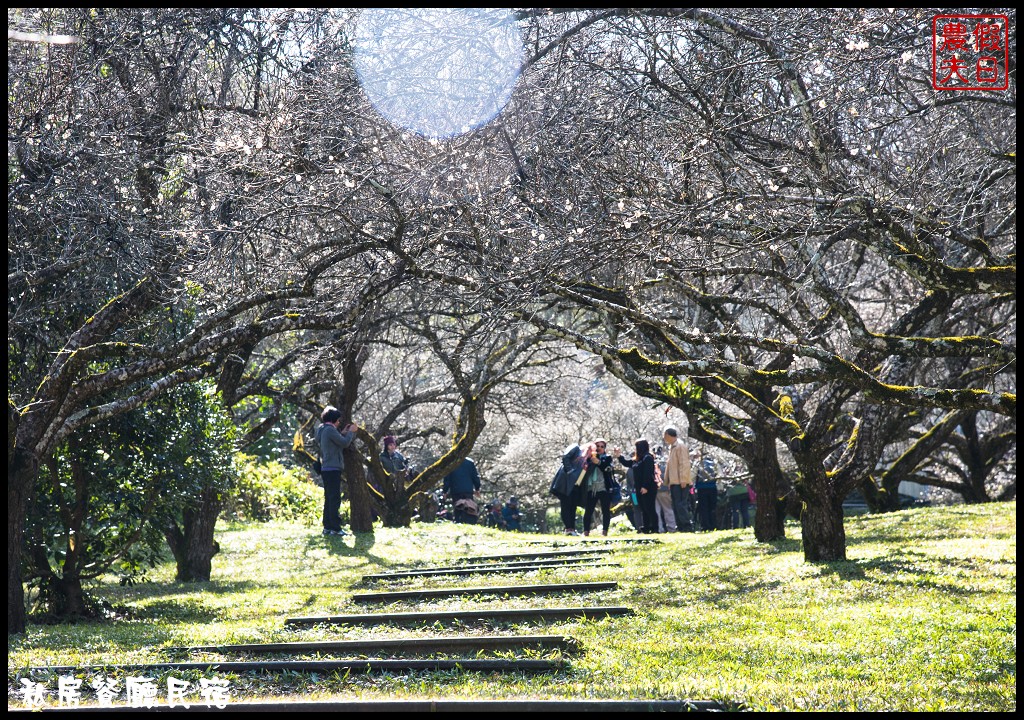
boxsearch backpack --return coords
[549,467,569,498]
[311,426,323,474]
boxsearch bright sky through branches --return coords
[352,8,523,139]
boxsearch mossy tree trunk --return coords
[795,461,847,562]
[748,430,789,542]
[164,485,222,582]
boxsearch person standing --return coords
[316,406,358,536]
[501,496,522,531]
[653,446,676,532]
[379,435,408,480]
[624,439,658,533]
[662,426,694,532]
[728,479,752,529]
[612,445,642,531]
[551,444,585,535]
[625,463,642,531]
[375,435,408,522]
[581,440,612,536]
[442,457,481,523]
[694,452,719,532]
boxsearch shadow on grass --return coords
[816,550,998,596]
[679,530,802,554]
[82,580,279,626]
[306,529,420,578]
[127,597,224,622]
[306,529,377,558]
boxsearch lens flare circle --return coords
[353,8,523,139]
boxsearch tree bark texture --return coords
[340,350,376,533]
[748,432,788,543]
[165,485,222,582]
[8,448,33,634]
[798,465,848,562]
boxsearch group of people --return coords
[550,425,753,535]
[380,436,501,527]
[485,496,523,531]
[316,406,752,538]
[314,405,502,532]
[550,428,685,536]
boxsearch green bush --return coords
[225,455,321,522]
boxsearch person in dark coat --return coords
[582,439,614,536]
[379,435,408,480]
[695,453,719,531]
[501,496,522,531]
[443,457,481,523]
[550,444,584,535]
[621,439,658,533]
[486,500,506,529]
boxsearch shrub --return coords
[226,455,321,522]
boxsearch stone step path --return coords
[11,539,730,710]
[351,581,617,603]
[284,605,633,628]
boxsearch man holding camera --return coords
[316,406,358,536]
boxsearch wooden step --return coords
[164,634,580,655]
[284,605,633,628]
[352,581,617,603]
[362,560,618,581]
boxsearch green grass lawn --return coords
[8,501,1016,711]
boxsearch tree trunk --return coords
[960,414,998,504]
[8,446,34,634]
[861,475,901,512]
[798,465,847,562]
[366,460,415,528]
[45,456,90,617]
[50,575,89,617]
[165,485,221,582]
[748,432,787,542]
[380,493,414,527]
[375,468,413,528]
[339,347,376,533]
[345,449,378,532]
[415,491,438,522]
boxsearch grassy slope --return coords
[7,501,1016,711]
